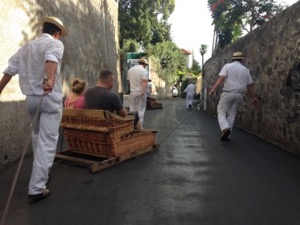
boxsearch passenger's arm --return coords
[116,107,128,117]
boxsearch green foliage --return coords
[208,0,287,49]
[119,39,141,63]
[151,21,172,44]
[199,44,208,56]
[121,39,139,53]
[199,44,208,68]
[191,58,201,75]
[148,41,186,86]
[118,0,151,47]
[180,79,189,98]
[119,0,175,48]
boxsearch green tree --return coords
[121,39,139,53]
[208,0,287,49]
[150,20,172,44]
[191,58,201,75]
[119,0,151,47]
[148,41,186,86]
[119,0,175,47]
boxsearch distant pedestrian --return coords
[64,78,87,109]
[184,81,196,109]
[208,52,259,142]
[127,58,148,127]
[0,16,67,201]
[146,79,152,98]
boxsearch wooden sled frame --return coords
[56,109,159,173]
[146,97,163,110]
[56,144,159,173]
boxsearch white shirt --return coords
[4,33,64,102]
[184,83,196,95]
[219,61,253,93]
[127,65,148,92]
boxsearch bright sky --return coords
[168,0,299,64]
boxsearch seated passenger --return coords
[64,78,87,109]
[85,69,142,130]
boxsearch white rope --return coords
[158,107,197,145]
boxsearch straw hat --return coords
[231,52,244,60]
[138,58,149,65]
[39,16,67,37]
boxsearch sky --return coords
[168,0,299,64]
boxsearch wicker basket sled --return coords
[55,109,158,172]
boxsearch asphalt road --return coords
[1,98,300,225]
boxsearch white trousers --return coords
[129,91,147,126]
[217,92,243,132]
[186,93,194,108]
[26,95,62,195]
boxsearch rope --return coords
[158,107,197,145]
[1,95,45,225]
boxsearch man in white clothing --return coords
[146,79,152,98]
[0,17,67,201]
[208,52,259,142]
[127,58,148,127]
[184,81,196,109]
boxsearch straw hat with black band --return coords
[39,16,67,37]
[138,58,149,66]
[231,52,244,60]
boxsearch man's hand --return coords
[44,61,57,94]
[208,76,225,96]
[252,97,259,108]
[0,73,13,96]
[247,84,259,108]
[43,79,54,94]
[208,89,214,96]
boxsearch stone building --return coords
[204,1,300,155]
[0,0,120,169]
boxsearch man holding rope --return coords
[127,58,149,128]
[208,52,259,142]
[0,16,67,202]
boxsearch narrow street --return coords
[1,98,300,225]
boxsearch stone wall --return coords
[0,0,120,169]
[204,1,300,155]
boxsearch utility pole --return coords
[199,44,208,110]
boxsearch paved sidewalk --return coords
[1,98,300,225]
